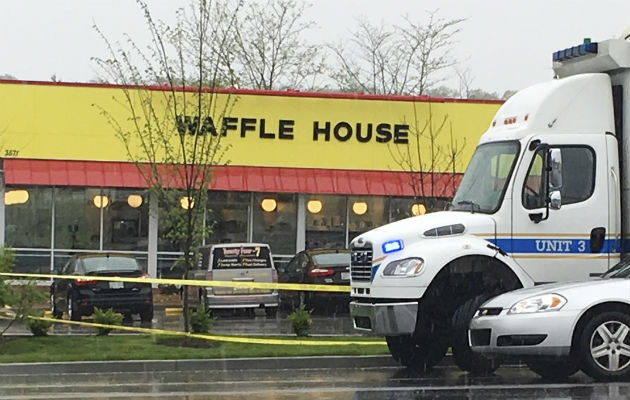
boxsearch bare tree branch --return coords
[328,10,464,95]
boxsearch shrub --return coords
[26,314,53,337]
[287,304,312,337]
[92,307,123,336]
[188,305,214,333]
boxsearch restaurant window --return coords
[5,186,52,248]
[252,193,297,255]
[206,191,249,245]
[54,187,101,250]
[389,196,448,221]
[305,194,346,249]
[102,189,149,251]
[348,196,388,243]
[389,197,418,222]
[13,251,51,274]
[157,191,191,253]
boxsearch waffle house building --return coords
[0,80,501,277]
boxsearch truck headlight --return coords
[382,258,424,277]
[508,294,567,314]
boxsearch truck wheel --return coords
[386,335,448,372]
[526,357,580,380]
[451,295,501,375]
[578,310,630,381]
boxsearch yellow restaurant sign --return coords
[0,81,500,173]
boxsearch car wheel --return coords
[50,292,62,319]
[67,294,81,321]
[526,357,580,380]
[451,295,501,375]
[265,307,278,319]
[140,307,154,324]
[579,310,630,381]
[386,335,448,372]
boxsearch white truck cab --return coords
[350,36,630,373]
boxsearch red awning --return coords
[3,159,460,197]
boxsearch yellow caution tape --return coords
[0,272,350,293]
[0,313,385,346]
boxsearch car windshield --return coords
[451,141,520,213]
[311,253,350,266]
[80,256,141,273]
[601,258,630,278]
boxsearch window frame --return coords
[521,144,596,209]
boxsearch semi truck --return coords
[349,32,630,374]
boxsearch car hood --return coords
[482,278,629,308]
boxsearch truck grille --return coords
[351,244,373,281]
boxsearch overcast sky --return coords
[1,0,629,94]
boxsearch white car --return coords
[469,259,630,381]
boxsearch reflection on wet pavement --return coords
[4,362,630,400]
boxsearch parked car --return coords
[278,248,350,311]
[191,243,279,317]
[50,253,153,323]
[469,258,630,381]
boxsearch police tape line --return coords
[0,272,350,293]
[0,312,385,347]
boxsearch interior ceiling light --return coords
[261,198,277,212]
[127,194,143,208]
[4,189,29,206]
[307,199,323,214]
[352,201,368,216]
[180,196,195,210]
[411,203,427,216]
[93,195,109,208]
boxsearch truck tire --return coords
[526,357,580,380]
[385,335,448,372]
[451,294,501,374]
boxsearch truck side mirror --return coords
[548,148,562,210]
[530,146,562,223]
[549,190,562,210]
[549,148,563,190]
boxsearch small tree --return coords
[0,247,47,347]
[94,0,239,331]
[389,103,466,211]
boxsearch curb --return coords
[0,355,399,375]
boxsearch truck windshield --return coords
[451,141,520,214]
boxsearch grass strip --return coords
[0,334,389,363]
